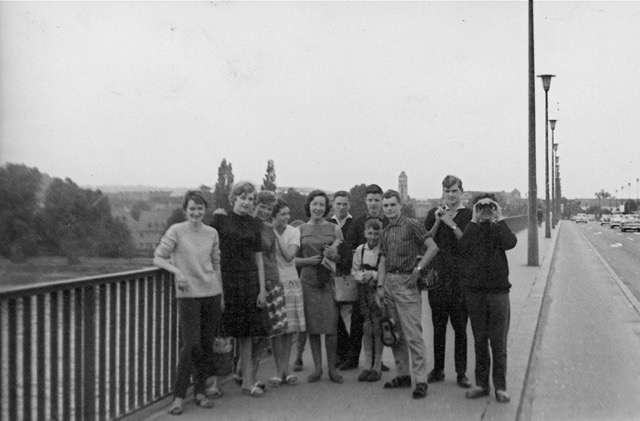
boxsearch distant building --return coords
[398,171,408,203]
[115,208,175,255]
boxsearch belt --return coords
[387,269,411,275]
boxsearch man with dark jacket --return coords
[459,193,517,404]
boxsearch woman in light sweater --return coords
[154,190,223,415]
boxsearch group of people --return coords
[153,175,518,415]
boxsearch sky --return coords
[1,1,639,201]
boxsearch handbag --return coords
[332,275,359,303]
[207,326,234,377]
[379,317,398,347]
[418,266,442,291]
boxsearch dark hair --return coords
[472,192,497,205]
[304,190,332,218]
[182,190,208,210]
[229,181,256,206]
[272,198,289,217]
[256,190,277,206]
[333,190,350,201]
[365,184,383,195]
[382,189,402,204]
[364,218,382,231]
[442,175,463,191]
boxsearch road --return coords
[522,222,640,421]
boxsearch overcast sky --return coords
[1,1,639,201]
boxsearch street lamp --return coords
[549,119,557,227]
[527,0,539,266]
[555,154,560,220]
[538,74,555,238]
[622,185,625,212]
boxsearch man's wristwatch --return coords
[451,225,458,231]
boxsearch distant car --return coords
[575,213,588,223]
[610,214,623,228]
[620,215,640,232]
[600,215,611,225]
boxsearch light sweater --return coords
[155,221,222,298]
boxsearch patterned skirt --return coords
[281,277,306,333]
[265,279,288,337]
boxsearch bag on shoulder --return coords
[332,275,359,303]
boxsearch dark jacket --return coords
[459,220,517,293]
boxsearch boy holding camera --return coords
[459,193,517,404]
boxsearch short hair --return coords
[365,184,383,195]
[272,198,289,217]
[333,190,350,201]
[182,190,208,210]
[255,190,277,207]
[472,192,497,205]
[442,175,463,191]
[382,189,402,204]
[304,189,332,218]
[228,181,256,207]
[364,218,382,231]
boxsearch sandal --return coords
[241,385,264,398]
[205,386,224,399]
[255,381,266,390]
[268,376,282,388]
[168,403,183,416]
[233,374,243,385]
[358,370,372,382]
[194,394,215,408]
[367,370,381,382]
[283,374,298,385]
[383,375,412,389]
[328,371,343,384]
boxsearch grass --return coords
[0,256,155,291]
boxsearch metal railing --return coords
[0,268,179,421]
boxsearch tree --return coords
[594,189,611,213]
[213,159,234,210]
[0,163,43,261]
[402,199,417,218]
[348,184,367,217]
[261,159,277,192]
[130,200,151,221]
[624,200,638,214]
[281,188,307,222]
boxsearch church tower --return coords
[398,171,408,203]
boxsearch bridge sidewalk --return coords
[135,224,558,421]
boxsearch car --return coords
[575,213,588,223]
[610,214,623,228]
[600,215,611,225]
[620,215,640,232]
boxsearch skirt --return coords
[221,271,270,338]
[281,277,306,333]
[300,267,338,334]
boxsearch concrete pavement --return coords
[136,224,558,421]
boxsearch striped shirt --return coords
[380,215,431,272]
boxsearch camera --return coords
[436,208,445,217]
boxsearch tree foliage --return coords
[262,159,277,192]
[281,188,307,222]
[348,184,367,217]
[213,159,234,210]
[130,199,151,221]
[624,200,638,214]
[0,163,43,261]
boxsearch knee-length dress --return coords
[298,221,342,334]
[211,212,269,338]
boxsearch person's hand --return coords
[322,245,338,261]
[308,255,322,266]
[376,286,385,303]
[435,207,445,220]
[406,269,420,289]
[213,208,228,215]
[257,289,267,308]
[362,271,373,282]
[471,203,480,223]
[440,211,456,228]
[495,203,504,221]
[176,272,188,292]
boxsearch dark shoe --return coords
[495,390,511,403]
[293,357,303,372]
[367,370,382,382]
[307,370,322,383]
[383,375,412,389]
[338,360,359,371]
[412,382,428,399]
[427,369,444,383]
[358,370,372,382]
[381,362,390,372]
[465,386,490,399]
[457,374,472,389]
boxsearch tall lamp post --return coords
[555,155,560,220]
[622,186,625,212]
[549,119,557,227]
[537,74,555,238]
[527,0,539,266]
[636,178,639,211]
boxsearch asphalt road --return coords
[523,222,640,421]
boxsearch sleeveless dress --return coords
[298,222,340,334]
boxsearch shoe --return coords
[367,370,381,382]
[457,374,472,389]
[293,357,303,372]
[194,394,215,408]
[328,371,344,384]
[168,402,183,416]
[427,369,444,383]
[383,375,412,389]
[241,385,264,398]
[338,360,359,371]
[283,374,298,386]
[205,386,224,399]
[255,382,266,390]
[412,382,428,399]
[381,363,390,372]
[307,370,322,383]
[496,390,511,403]
[465,386,490,399]
[358,370,372,382]
[268,376,282,388]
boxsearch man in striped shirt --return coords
[377,190,439,399]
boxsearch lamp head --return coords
[549,119,557,130]
[537,74,555,91]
